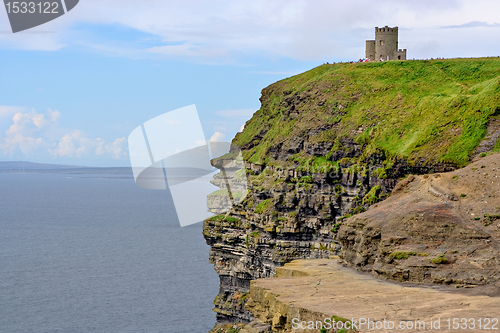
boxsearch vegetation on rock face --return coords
[389,251,430,259]
[208,189,229,197]
[432,254,450,264]
[234,58,500,168]
[362,185,381,205]
[254,198,273,214]
[484,214,500,224]
[206,214,242,228]
[207,215,240,223]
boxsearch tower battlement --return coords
[375,26,398,33]
[366,26,406,61]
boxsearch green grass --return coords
[206,215,241,227]
[254,199,273,214]
[494,135,500,152]
[371,167,387,179]
[432,254,449,264]
[338,214,353,221]
[295,156,340,174]
[389,251,430,259]
[233,58,500,168]
[208,189,229,197]
[232,190,249,200]
[362,185,381,205]
[484,214,500,226]
[484,214,500,221]
[331,223,341,233]
[299,175,314,183]
[249,231,261,238]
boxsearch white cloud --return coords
[209,132,226,142]
[0,106,27,119]
[239,124,245,132]
[2,0,500,61]
[2,134,46,155]
[442,21,500,29]
[0,109,127,160]
[1,109,58,155]
[51,130,87,158]
[102,137,128,159]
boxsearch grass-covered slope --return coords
[235,57,500,168]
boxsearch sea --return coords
[0,173,220,333]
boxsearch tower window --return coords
[380,40,384,46]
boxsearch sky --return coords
[1,0,500,167]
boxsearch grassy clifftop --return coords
[235,57,500,168]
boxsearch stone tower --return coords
[365,26,407,61]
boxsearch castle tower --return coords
[366,26,406,61]
[375,26,398,61]
[365,40,376,61]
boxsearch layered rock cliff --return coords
[203,58,500,327]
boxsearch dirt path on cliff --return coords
[248,259,500,333]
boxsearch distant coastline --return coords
[0,161,212,183]
[0,161,133,176]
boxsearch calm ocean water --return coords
[0,173,219,333]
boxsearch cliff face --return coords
[203,58,500,325]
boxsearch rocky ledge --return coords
[241,258,499,333]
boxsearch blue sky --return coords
[1,0,500,167]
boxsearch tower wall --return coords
[375,26,398,61]
[365,40,375,61]
[395,49,407,60]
